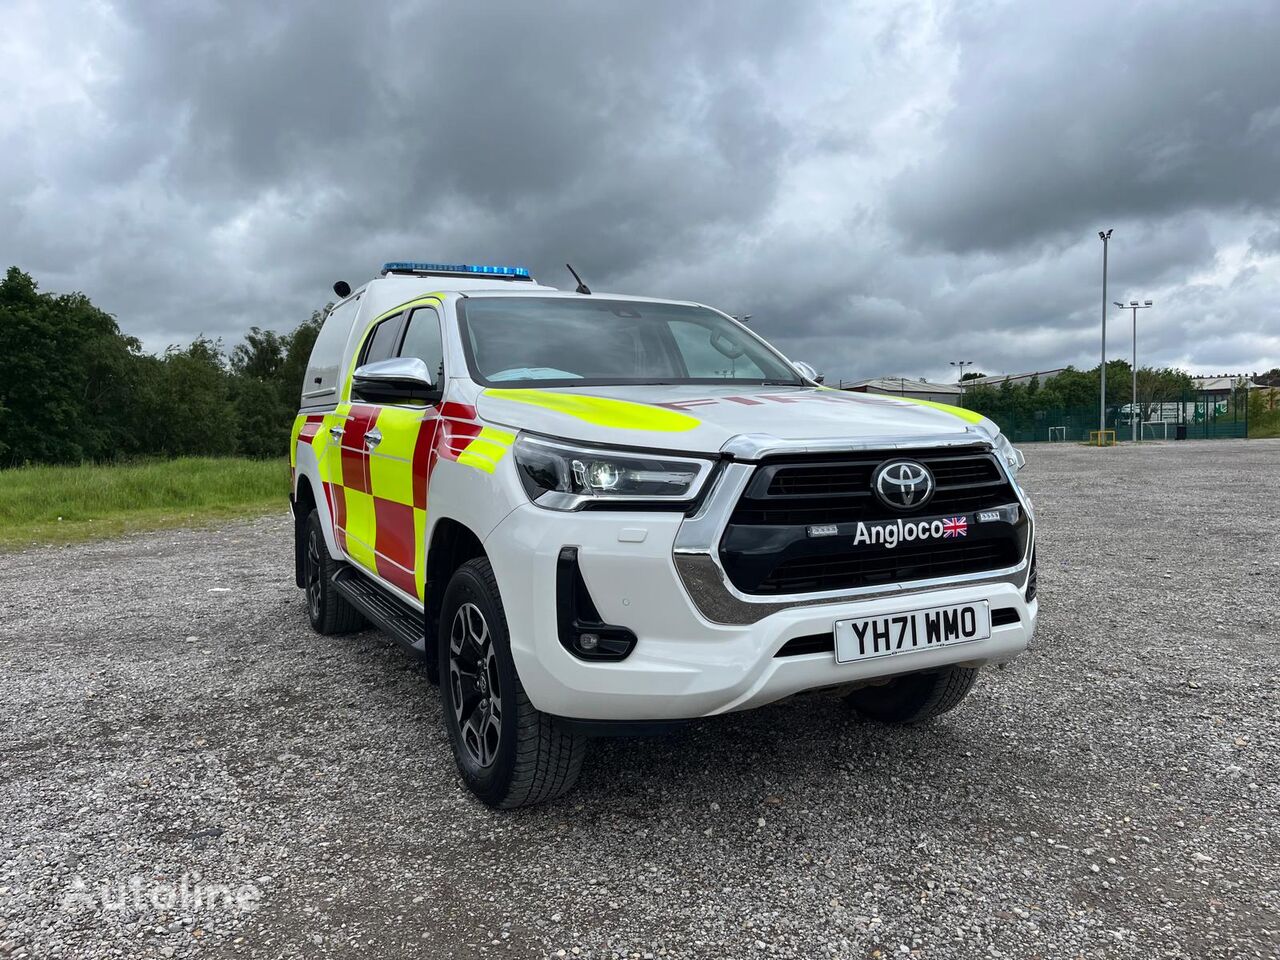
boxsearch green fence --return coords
[978,391,1249,444]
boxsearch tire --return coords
[301,510,365,635]
[438,557,586,808]
[845,665,979,724]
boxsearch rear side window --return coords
[301,295,361,406]
[359,314,405,365]
[399,308,444,383]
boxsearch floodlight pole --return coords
[1098,229,1113,433]
[950,360,973,383]
[1115,299,1154,441]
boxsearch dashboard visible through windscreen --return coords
[456,297,801,388]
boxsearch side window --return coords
[359,314,405,366]
[399,308,444,383]
[667,320,768,379]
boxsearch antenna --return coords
[565,263,592,295]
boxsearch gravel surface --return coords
[1,439,1277,959]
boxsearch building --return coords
[838,377,965,405]
[960,368,1067,390]
[1191,375,1264,400]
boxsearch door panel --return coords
[337,403,380,571]
[327,305,444,604]
[367,404,429,598]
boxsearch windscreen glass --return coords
[458,298,800,387]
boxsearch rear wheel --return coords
[302,510,365,635]
[845,665,979,724]
[439,557,585,808]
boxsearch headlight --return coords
[513,435,715,511]
[992,432,1026,472]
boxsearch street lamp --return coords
[950,360,973,383]
[1114,299,1154,441]
[1098,229,1113,434]
[732,314,752,324]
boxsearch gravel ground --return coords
[1,439,1277,960]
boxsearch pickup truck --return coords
[290,261,1037,808]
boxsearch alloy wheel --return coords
[305,528,323,622]
[449,602,503,768]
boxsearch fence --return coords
[974,390,1249,444]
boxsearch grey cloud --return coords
[1,0,1278,382]
[888,1,1280,254]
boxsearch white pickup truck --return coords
[290,261,1037,808]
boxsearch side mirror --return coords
[793,361,822,383]
[351,357,439,405]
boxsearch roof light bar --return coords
[381,261,531,278]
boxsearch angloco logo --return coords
[853,516,968,550]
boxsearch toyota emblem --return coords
[872,459,935,510]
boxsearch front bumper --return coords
[484,503,1037,722]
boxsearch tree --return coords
[0,266,331,464]
[142,338,238,457]
[230,326,286,380]
[0,266,145,465]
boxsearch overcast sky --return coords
[4,0,1279,383]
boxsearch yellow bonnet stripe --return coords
[483,389,699,432]
[897,396,986,425]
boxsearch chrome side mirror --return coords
[793,361,822,383]
[351,357,439,405]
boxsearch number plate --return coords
[834,601,991,664]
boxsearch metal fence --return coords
[982,391,1249,444]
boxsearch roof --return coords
[340,273,559,320]
[1192,375,1264,391]
[341,272,716,321]
[962,368,1067,388]
[841,377,964,395]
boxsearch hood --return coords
[474,383,996,456]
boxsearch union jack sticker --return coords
[942,516,968,538]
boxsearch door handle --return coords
[364,428,382,449]
[329,426,345,440]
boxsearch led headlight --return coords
[991,432,1026,472]
[513,435,714,510]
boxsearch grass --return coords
[1248,408,1280,439]
[0,457,289,549]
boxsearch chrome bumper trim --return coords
[674,433,1036,625]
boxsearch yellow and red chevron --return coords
[293,402,514,602]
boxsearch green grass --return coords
[1248,409,1280,439]
[0,457,289,549]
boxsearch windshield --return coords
[457,297,801,388]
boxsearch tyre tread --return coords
[847,664,979,724]
[452,557,585,809]
[304,511,365,635]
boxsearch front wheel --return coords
[845,665,979,724]
[301,510,365,635]
[438,557,586,808]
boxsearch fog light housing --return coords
[556,548,637,662]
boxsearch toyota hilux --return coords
[290,261,1037,808]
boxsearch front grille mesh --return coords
[752,539,1019,595]
[719,446,1026,595]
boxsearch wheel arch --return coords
[292,475,319,588]
[424,516,489,674]
[291,457,341,585]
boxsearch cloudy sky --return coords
[4,0,1279,383]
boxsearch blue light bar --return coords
[381,261,530,277]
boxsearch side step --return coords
[331,567,426,654]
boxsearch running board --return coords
[331,567,425,654]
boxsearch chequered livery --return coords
[289,261,1037,809]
